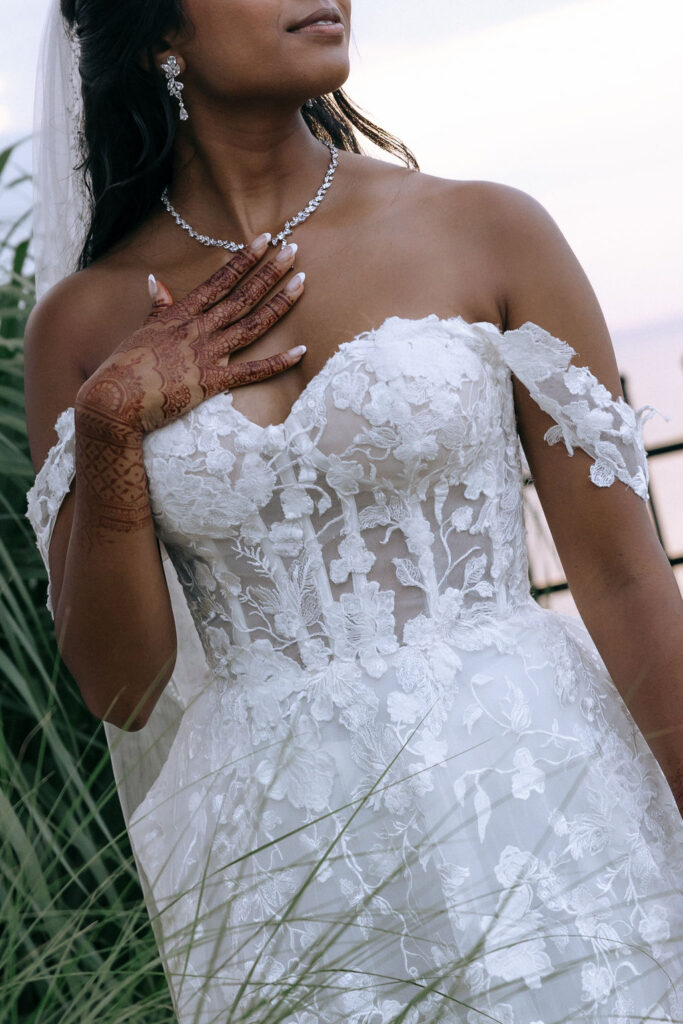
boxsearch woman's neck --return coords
[166,106,333,244]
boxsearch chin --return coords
[305,62,351,97]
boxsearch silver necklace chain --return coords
[160,142,339,252]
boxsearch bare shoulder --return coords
[396,172,555,249]
[346,153,513,219]
[23,260,147,473]
[349,160,550,271]
[438,180,608,335]
[450,178,624,392]
[388,168,622,383]
[372,168,538,321]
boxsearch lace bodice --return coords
[27,315,683,1024]
[29,315,649,678]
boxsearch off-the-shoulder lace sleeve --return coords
[479,319,656,501]
[25,406,76,616]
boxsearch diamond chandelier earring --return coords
[161,55,189,121]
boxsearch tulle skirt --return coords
[129,603,683,1024]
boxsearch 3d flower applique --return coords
[280,484,315,519]
[580,962,614,1004]
[234,451,278,505]
[564,363,599,396]
[268,521,305,557]
[324,453,365,495]
[393,413,440,465]
[510,747,546,799]
[329,533,376,584]
[364,379,413,426]
[339,579,398,678]
[637,903,671,948]
[331,367,370,414]
[386,689,425,725]
[205,446,236,476]
[400,513,434,556]
[254,713,336,813]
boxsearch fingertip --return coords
[250,232,272,257]
[148,272,173,305]
[285,271,306,295]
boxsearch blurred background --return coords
[0,2,681,1019]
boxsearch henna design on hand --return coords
[71,243,305,540]
[78,352,147,423]
[174,246,263,319]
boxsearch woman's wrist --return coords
[74,387,144,447]
[74,401,153,541]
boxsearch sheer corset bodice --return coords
[136,314,650,683]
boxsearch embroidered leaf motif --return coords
[359,503,392,530]
[363,427,397,449]
[452,506,474,530]
[317,493,332,515]
[433,478,449,525]
[392,558,424,590]
[544,424,565,447]
[464,553,487,588]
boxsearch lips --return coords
[287,6,342,32]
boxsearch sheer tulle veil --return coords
[31,0,213,855]
[32,0,89,301]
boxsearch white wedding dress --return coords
[27,314,683,1024]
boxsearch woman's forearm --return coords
[572,549,683,810]
[55,401,177,730]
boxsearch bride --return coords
[25,0,683,1021]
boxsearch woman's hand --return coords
[75,233,305,439]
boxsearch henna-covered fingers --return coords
[74,237,305,450]
[223,273,306,353]
[222,348,305,390]
[201,244,298,332]
[175,235,272,319]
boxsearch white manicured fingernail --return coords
[286,271,306,293]
[289,345,307,356]
[148,273,158,299]
[251,232,272,253]
[277,242,298,263]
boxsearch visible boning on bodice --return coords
[135,314,653,685]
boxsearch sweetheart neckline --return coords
[57,313,550,437]
[214,313,512,435]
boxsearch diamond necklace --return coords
[160,141,339,252]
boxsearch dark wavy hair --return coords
[60,0,419,271]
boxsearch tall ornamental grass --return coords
[0,140,172,1022]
